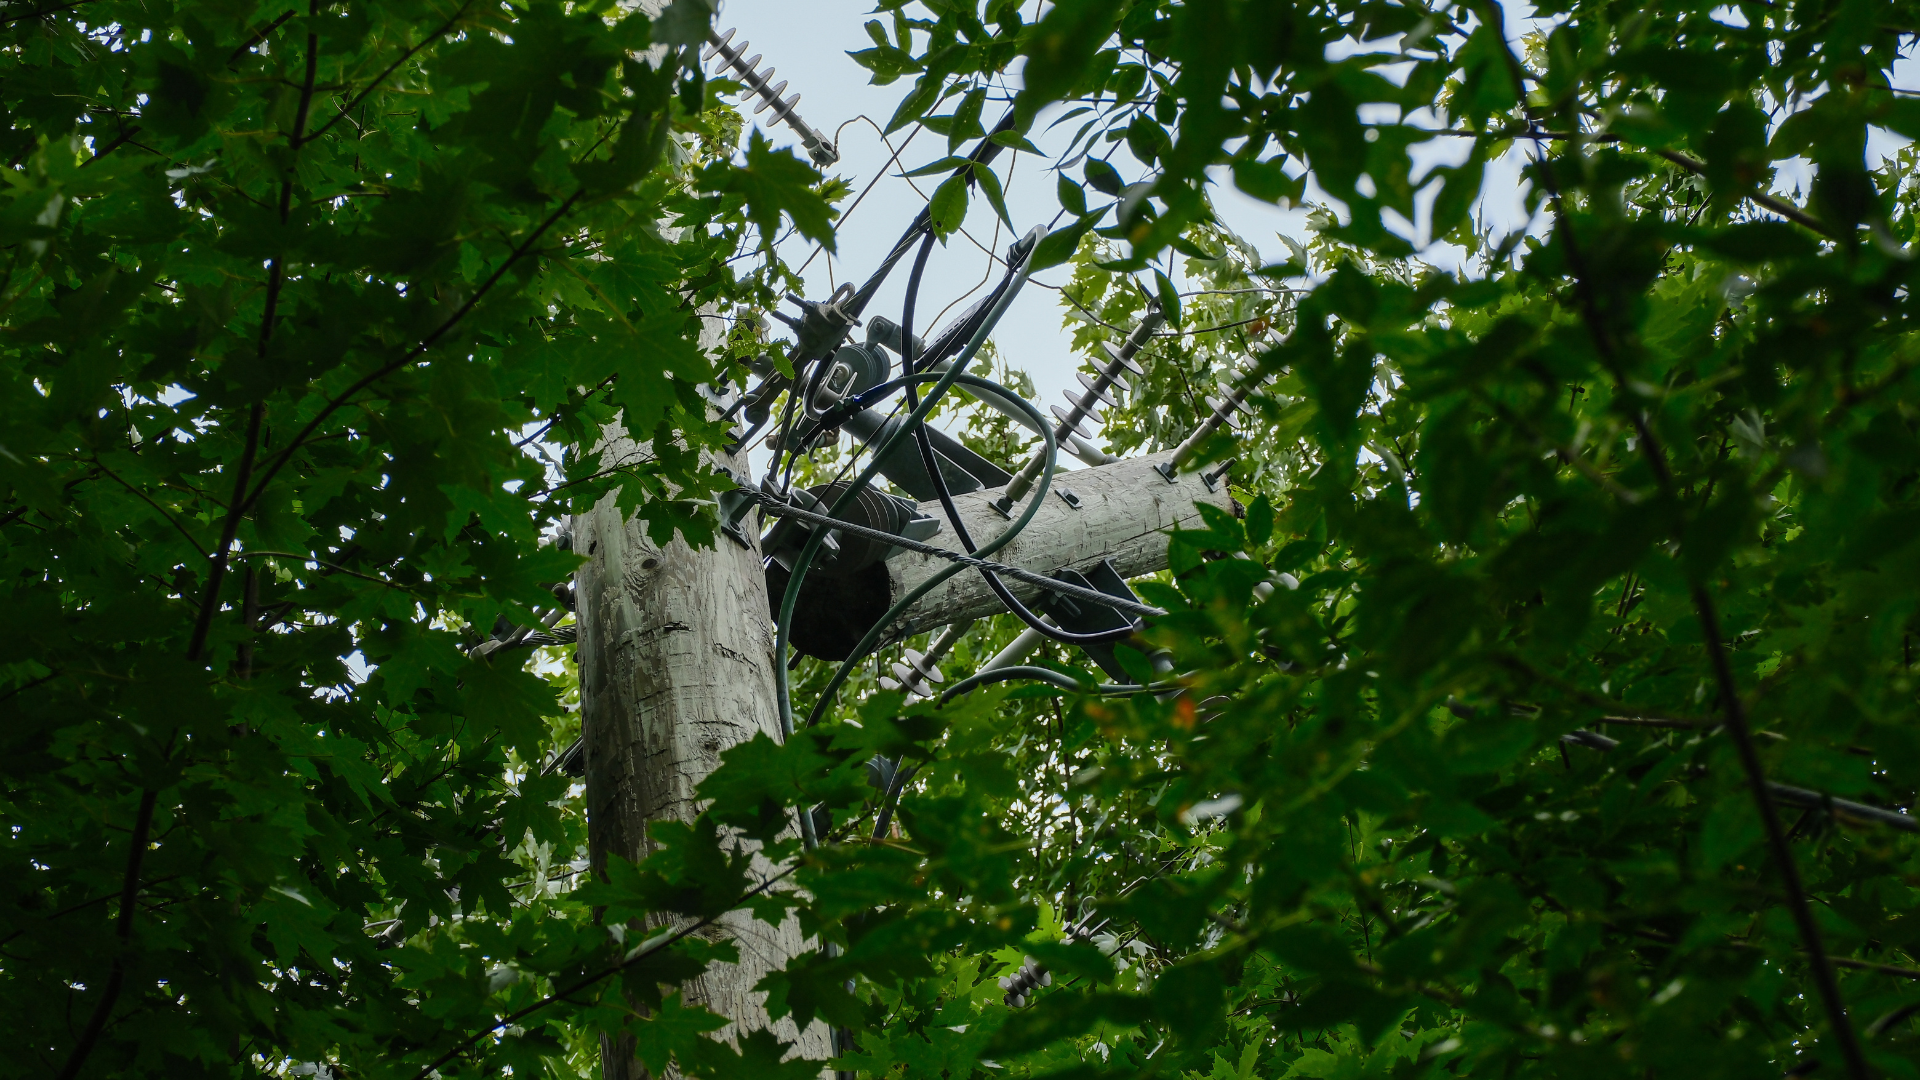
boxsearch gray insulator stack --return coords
[705,28,840,168]
[992,305,1162,517]
[998,955,1053,1008]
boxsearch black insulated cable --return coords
[897,231,1143,646]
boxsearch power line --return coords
[740,488,1166,620]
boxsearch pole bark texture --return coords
[574,444,831,1076]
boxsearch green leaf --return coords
[1231,155,1306,205]
[630,992,729,1074]
[990,129,1044,155]
[683,1027,822,1080]
[928,173,971,239]
[973,163,1013,227]
[950,86,987,150]
[1017,0,1125,108]
[1084,157,1124,195]
[1028,210,1102,270]
[1426,143,1486,241]
[1057,173,1088,216]
[652,0,715,46]
[1245,494,1274,547]
[704,130,837,250]
[1154,269,1182,328]
[887,71,944,134]
[458,655,560,756]
[903,155,973,178]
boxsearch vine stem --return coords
[406,861,802,1080]
[1692,581,1870,1077]
[240,187,584,515]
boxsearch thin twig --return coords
[185,396,267,663]
[91,461,209,557]
[80,125,142,168]
[405,863,803,1079]
[243,188,585,516]
[226,9,296,65]
[1656,150,1833,238]
[795,120,922,276]
[235,551,416,590]
[1597,715,1706,730]
[0,0,92,28]
[1496,33,1869,1077]
[0,669,59,706]
[1153,313,1279,338]
[299,1,475,148]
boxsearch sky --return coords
[708,0,1916,472]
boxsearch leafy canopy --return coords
[0,0,831,1076]
[7,0,1920,1079]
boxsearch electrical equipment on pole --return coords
[570,33,1274,1068]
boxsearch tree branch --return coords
[92,460,209,557]
[1656,149,1833,238]
[53,788,157,1080]
[406,861,803,1080]
[226,8,297,65]
[1491,35,1870,1080]
[242,188,585,515]
[298,0,475,148]
[0,0,93,29]
[236,550,418,591]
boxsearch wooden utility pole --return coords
[573,432,835,1076]
[576,429,1226,1071]
[568,46,1232,1072]
[882,452,1229,635]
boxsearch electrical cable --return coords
[758,364,803,491]
[898,226,1143,647]
[794,372,1055,734]
[742,492,1166,620]
[771,273,1043,840]
[764,108,1022,494]
[935,665,1168,702]
[765,111,1051,851]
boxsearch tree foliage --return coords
[0,1,828,1076]
[8,0,1920,1079]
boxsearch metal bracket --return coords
[884,512,942,561]
[1034,558,1149,683]
[1055,486,1082,509]
[714,466,756,549]
[1153,461,1180,484]
[717,488,756,549]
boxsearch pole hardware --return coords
[760,482,942,576]
[1201,457,1237,492]
[770,283,861,362]
[1159,365,1268,482]
[878,619,973,699]
[1033,558,1149,682]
